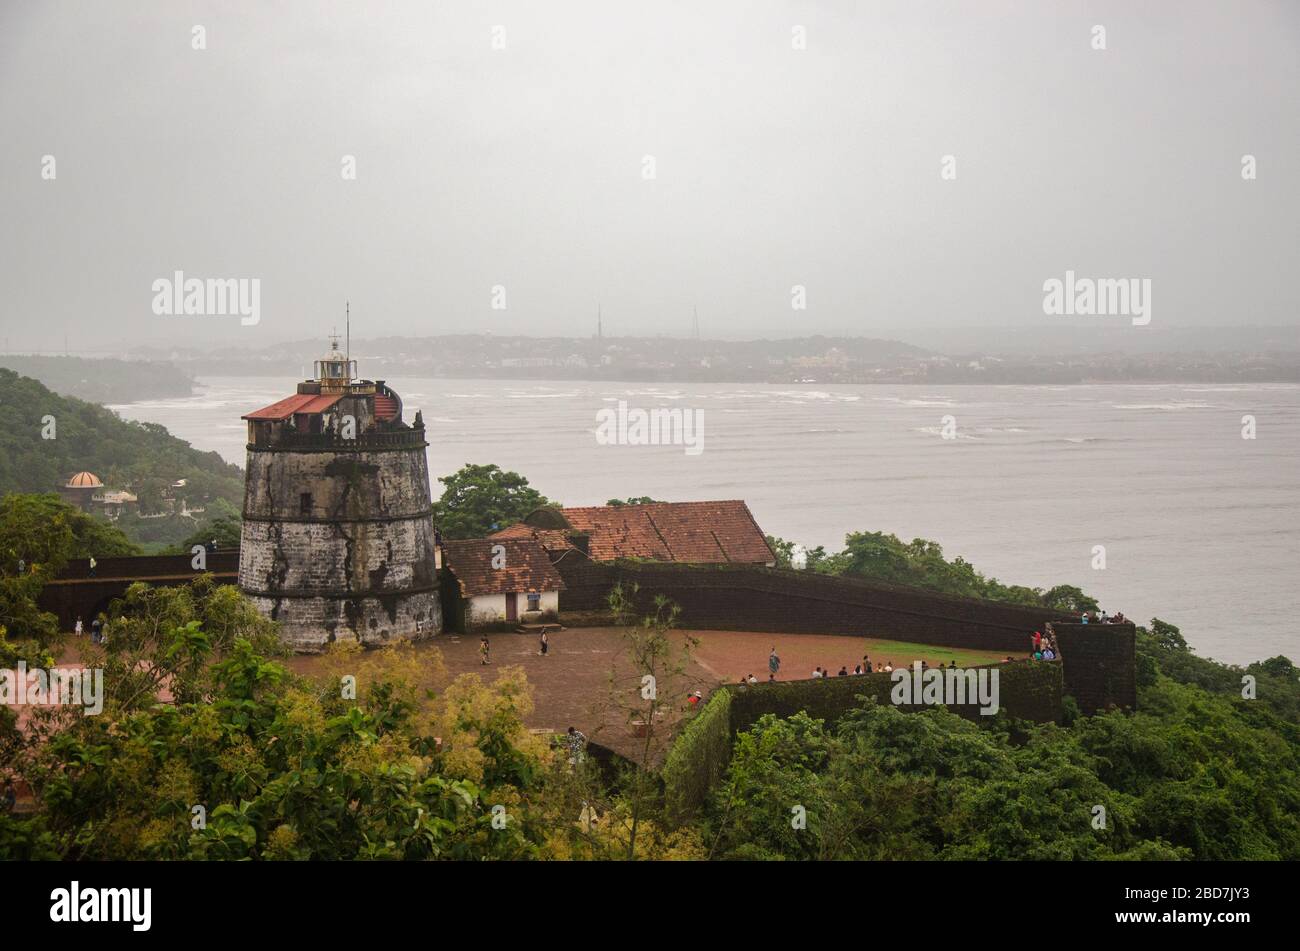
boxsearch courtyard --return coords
[286,626,1021,761]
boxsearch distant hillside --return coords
[130,333,934,382]
[0,368,242,547]
[0,355,194,403]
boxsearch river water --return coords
[110,377,1300,666]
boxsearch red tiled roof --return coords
[489,523,572,551]
[442,537,566,597]
[492,500,775,565]
[242,393,341,421]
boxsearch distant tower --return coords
[238,335,440,651]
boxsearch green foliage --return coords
[703,620,1300,861]
[726,663,1061,735]
[662,688,732,826]
[0,368,243,548]
[176,514,243,552]
[0,492,139,567]
[606,497,661,506]
[1134,617,1300,728]
[3,580,580,860]
[769,530,1098,612]
[0,493,137,645]
[605,582,697,858]
[432,463,553,540]
[765,534,830,570]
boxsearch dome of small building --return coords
[66,471,102,488]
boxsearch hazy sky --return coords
[1,0,1296,352]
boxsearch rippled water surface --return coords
[111,378,1300,665]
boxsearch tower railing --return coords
[250,427,427,451]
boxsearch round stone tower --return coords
[238,336,440,651]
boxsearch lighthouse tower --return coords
[238,334,440,650]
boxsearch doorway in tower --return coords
[505,593,518,623]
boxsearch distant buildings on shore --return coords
[58,471,206,521]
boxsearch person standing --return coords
[539,630,549,656]
[565,726,587,767]
[768,647,781,680]
[479,636,490,666]
[90,618,102,645]
[74,616,83,637]
[88,556,96,577]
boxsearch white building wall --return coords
[466,590,560,626]
[467,593,509,625]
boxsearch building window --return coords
[299,492,312,515]
[527,592,541,611]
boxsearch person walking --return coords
[539,630,549,656]
[88,556,97,577]
[768,647,781,680]
[479,636,490,666]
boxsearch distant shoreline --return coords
[158,371,1300,387]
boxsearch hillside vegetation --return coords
[768,531,1098,613]
[0,368,243,548]
[0,355,194,404]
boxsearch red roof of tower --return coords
[242,393,342,421]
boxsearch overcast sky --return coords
[1,0,1296,352]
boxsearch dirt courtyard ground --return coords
[286,627,1020,761]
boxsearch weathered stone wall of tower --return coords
[239,436,441,651]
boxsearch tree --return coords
[0,492,138,568]
[811,529,1100,613]
[432,464,553,539]
[178,515,242,552]
[602,583,700,859]
[606,497,660,506]
[0,493,138,645]
[765,534,830,571]
[7,579,564,860]
[1039,584,1099,613]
